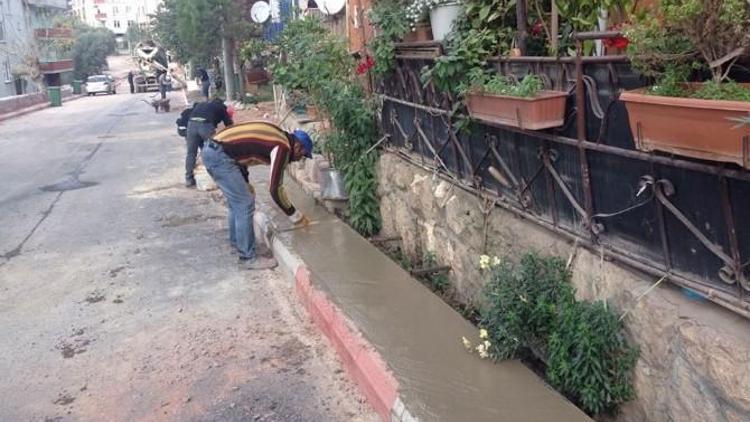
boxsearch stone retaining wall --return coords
[377,151,750,422]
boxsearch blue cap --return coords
[293,129,314,158]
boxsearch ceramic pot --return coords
[403,23,433,42]
[429,3,462,41]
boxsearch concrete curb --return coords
[0,94,86,123]
[253,211,418,422]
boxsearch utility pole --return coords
[222,36,236,101]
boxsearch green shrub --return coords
[547,300,639,416]
[482,253,575,358]
[467,70,544,98]
[271,18,382,236]
[369,0,410,76]
[479,252,638,416]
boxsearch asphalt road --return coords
[0,62,375,421]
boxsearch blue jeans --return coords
[201,80,210,98]
[202,143,256,260]
[185,121,214,183]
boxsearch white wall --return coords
[0,0,42,98]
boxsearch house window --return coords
[112,6,118,14]
[4,60,11,83]
[114,20,120,28]
[128,20,134,27]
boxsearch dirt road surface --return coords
[0,56,376,422]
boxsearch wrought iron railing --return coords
[377,34,750,318]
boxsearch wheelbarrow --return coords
[142,95,171,113]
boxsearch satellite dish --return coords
[319,0,344,15]
[250,1,271,23]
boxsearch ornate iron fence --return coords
[378,38,750,318]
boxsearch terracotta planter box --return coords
[465,91,568,130]
[403,23,433,42]
[620,88,750,168]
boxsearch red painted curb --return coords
[294,266,399,421]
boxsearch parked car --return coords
[85,75,116,95]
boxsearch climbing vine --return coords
[271,17,382,236]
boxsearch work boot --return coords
[255,243,273,258]
[239,256,278,270]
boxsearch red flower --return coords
[356,55,376,75]
[603,35,629,50]
[530,20,543,37]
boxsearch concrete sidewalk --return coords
[246,170,591,422]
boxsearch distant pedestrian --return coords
[197,67,210,99]
[127,71,134,94]
[184,98,233,188]
[158,72,171,100]
[202,122,313,269]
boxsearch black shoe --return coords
[185,179,196,188]
[239,256,278,270]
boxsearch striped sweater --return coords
[213,121,297,216]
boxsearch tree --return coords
[153,0,260,99]
[72,28,116,79]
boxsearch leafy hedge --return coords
[271,18,381,236]
[480,252,638,416]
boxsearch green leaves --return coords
[637,0,750,83]
[72,28,117,79]
[422,25,509,94]
[547,301,638,416]
[468,72,544,97]
[272,18,382,237]
[369,0,410,76]
[480,252,638,416]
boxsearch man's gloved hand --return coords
[296,215,311,227]
[289,210,310,227]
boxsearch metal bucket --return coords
[320,168,348,201]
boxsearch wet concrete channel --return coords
[252,174,591,422]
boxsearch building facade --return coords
[0,0,72,98]
[71,0,161,46]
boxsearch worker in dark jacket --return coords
[184,98,233,187]
[197,67,210,99]
[203,121,313,270]
[127,71,135,94]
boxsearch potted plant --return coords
[464,70,568,130]
[620,1,750,168]
[406,0,463,41]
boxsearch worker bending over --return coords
[203,121,313,270]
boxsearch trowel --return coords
[275,220,321,233]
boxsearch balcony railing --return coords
[39,59,74,74]
[34,28,73,39]
[25,0,68,9]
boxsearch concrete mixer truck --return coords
[133,40,169,93]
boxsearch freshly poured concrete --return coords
[255,176,590,421]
